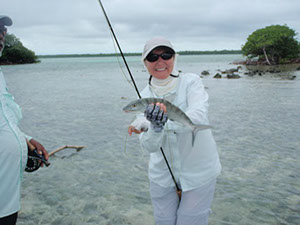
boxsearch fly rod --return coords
[97,0,140,99]
[97,0,181,196]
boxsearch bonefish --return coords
[123,98,212,145]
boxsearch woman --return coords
[128,37,221,225]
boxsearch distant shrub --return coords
[0,33,39,64]
[242,24,300,65]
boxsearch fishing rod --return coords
[97,0,140,99]
[97,0,181,196]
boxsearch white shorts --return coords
[149,179,216,225]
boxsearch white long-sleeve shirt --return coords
[0,68,30,218]
[133,73,221,191]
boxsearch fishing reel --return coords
[25,148,50,173]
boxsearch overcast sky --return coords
[3,0,300,55]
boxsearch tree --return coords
[242,25,300,65]
[0,33,39,64]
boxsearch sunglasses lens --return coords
[146,52,173,62]
[146,54,159,62]
[161,53,173,60]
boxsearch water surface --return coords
[2,55,300,225]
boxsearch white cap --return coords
[142,36,175,60]
[0,15,13,26]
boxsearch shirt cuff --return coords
[131,116,150,132]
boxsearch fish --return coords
[123,98,212,145]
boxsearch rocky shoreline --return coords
[233,58,300,66]
[199,63,300,80]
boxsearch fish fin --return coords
[194,124,212,132]
[192,125,213,146]
[192,132,195,147]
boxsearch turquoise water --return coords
[2,55,300,225]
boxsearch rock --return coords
[280,75,296,80]
[245,71,255,76]
[227,74,241,79]
[201,70,210,75]
[296,67,300,71]
[214,73,222,79]
[221,67,242,74]
[228,68,238,73]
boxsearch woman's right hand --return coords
[128,125,143,136]
[144,102,168,132]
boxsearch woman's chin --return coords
[152,73,170,80]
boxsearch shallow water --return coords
[2,55,300,225]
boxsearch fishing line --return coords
[110,31,135,89]
[97,0,141,98]
[122,117,137,156]
[97,0,181,195]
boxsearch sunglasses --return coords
[146,52,174,62]
[0,26,7,36]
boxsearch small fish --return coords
[123,98,212,145]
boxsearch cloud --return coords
[3,0,300,54]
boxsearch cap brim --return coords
[0,16,13,26]
[143,45,175,60]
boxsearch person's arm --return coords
[128,104,167,153]
[185,76,210,125]
[139,103,168,153]
[139,126,165,153]
[128,114,150,136]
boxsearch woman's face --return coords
[144,48,174,80]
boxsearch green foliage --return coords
[0,33,39,64]
[242,25,300,64]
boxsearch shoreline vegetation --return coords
[37,50,243,58]
[0,50,243,65]
[2,25,299,66]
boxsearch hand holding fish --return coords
[123,97,212,143]
[145,102,168,133]
[128,125,143,136]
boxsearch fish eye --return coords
[133,104,136,107]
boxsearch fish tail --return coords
[192,125,212,146]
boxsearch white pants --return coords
[149,179,216,225]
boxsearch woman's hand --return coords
[145,102,168,132]
[128,125,143,136]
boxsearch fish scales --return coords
[143,98,194,129]
[123,97,212,132]
[123,98,212,145]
